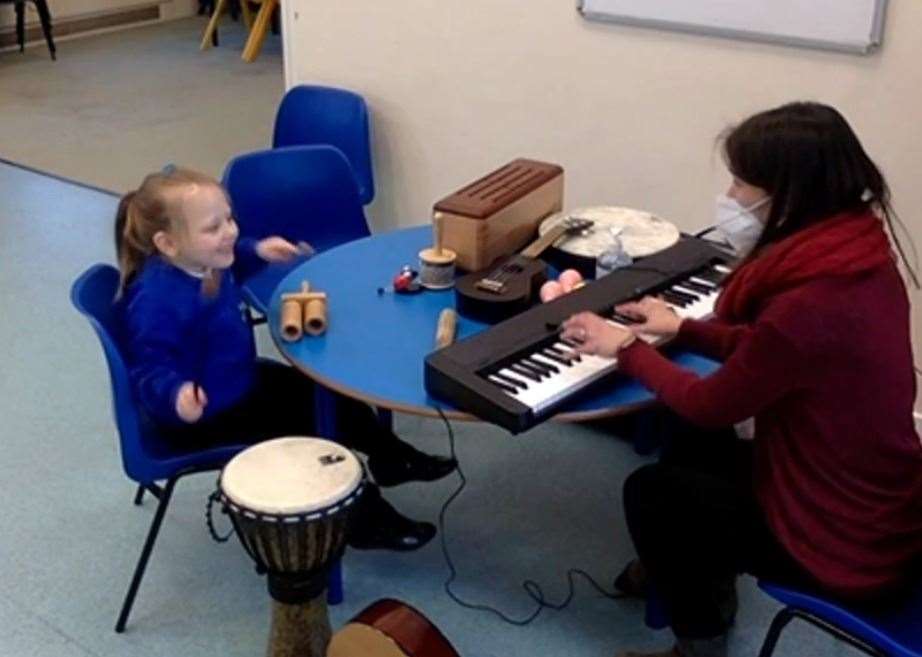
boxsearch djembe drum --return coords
[212,437,365,657]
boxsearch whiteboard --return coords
[577,0,888,54]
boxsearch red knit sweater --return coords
[619,261,922,598]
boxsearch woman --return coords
[562,102,922,657]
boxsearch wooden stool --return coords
[200,0,254,50]
[241,0,278,62]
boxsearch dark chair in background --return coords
[273,85,376,206]
[2,0,56,60]
[71,264,250,632]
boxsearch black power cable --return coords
[432,406,627,626]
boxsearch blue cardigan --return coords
[123,244,262,426]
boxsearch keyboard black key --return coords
[660,291,690,307]
[540,349,572,366]
[667,287,699,303]
[696,267,726,284]
[525,356,559,374]
[487,376,519,395]
[678,280,713,294]
[520,358,550,376]
[510,363,544,382]
[556,340,582,362]
[494,371,528,389]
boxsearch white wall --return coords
[283,0,922,346]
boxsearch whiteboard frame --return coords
[576,0,888,55]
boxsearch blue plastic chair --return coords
[757,579,922,657]
[224,144,371,316]
[71,264,251,633]
[272,84,375,205]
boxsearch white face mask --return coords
[715,194,770,256]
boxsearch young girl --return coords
[115,166,456,552]
[562,103,922,657]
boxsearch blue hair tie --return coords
[162,163,177,175]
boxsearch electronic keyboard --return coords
[424,236,732,433]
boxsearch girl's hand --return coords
[176,381,208,423]
[256,236,300,263]
[561,312,635,358]
[616,296,683,339]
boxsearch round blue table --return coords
[269,226,719,424]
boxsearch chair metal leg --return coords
[115,476,178,633]
[133,484,145,505]
[244,306,267,326]
[14,1,25,52]
[31,0,56,60]
[757,607,795,657]
[376,408,393,431]
[758,607,887,657]
[327,559,343,605]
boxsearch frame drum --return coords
[328,598,462,657]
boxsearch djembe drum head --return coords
[218,436,364,600]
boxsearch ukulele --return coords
[454,216,593,323]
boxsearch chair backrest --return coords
[223,144,371,256]
[272,85,375,205]
[70,264,157,484]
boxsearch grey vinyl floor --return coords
[0,18,852,657]
[0,16,283,195]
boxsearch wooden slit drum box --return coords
[433,158,564,271]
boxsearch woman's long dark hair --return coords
[721,101,918,286]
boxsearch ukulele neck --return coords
[519,224,567,259]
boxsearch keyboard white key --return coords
[689,275,718,289]
[668,284,719,320]
[505,348,618,413]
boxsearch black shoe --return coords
[347,487,436,552]
[614,559,649,598]
[368,443,457,487]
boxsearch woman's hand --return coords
[561,312,636,358]
[616,296,683,339]
[256,236,301,263]
[176,381,208,423]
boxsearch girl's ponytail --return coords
[114,190,148,294]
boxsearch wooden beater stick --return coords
[434,308,457,349]
[433,211,444,257]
